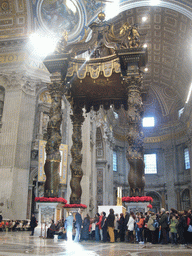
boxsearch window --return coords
[113,111,118,119]
[184,148,190,170]
[142,117,155,127]
[178,107,184,118]
[113,151,117,172]
[144,153,157,174]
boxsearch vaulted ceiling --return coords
[1,0,192,128]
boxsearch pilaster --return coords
[0,73,38,219]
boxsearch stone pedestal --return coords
[125,202,149,214]
[36,202,64,226]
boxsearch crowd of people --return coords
[56,207,192,244]
[1,208,192,245]
[0,219,31,232]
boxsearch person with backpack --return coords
[147,212,157,244]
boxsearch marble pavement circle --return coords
[37,0,86,42]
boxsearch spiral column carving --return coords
[44,81,63,197]
[125,75,145,197]
[70,105,85,204]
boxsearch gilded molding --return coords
[67,58,121,80]
[114,130,187,143]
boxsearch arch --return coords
[29,167,38,185]
[146,191,161,213]
[181,188,190,211]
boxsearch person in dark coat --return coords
[74,209,82,242]
[47,220,56,238]
[118,213,125,242]
[30,214,37,236]
[124,212,129,242]
[159,208,168,244]
[101,212,108,242]
[0,211,2,222]
[81,214,90,241]
[107,208,115,243]
[177,213,187,244]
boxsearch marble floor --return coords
[0,231,192,256]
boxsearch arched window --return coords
[0,86,5,127]
[181,189,190,210]
[184,148,190,170]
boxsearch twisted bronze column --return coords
[126,75,145,196]
[70,105,85,204]
[44,81,63,197]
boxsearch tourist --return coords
[0,211,2,222]
[127,212,135,243]
[137,213,145,243]
[144,212,151,243]
[74,209,82,242]
[186,210,192,243]
[95,213,100,242]
[118,213,125,242]
[114,214,119,242]
[65,212,74,241]
[47,220,56,238]
[101,212,108,242]
[170,215,178,244]
[91,218,96,240]
[30,214,37,236]
[166,211,170,243]
[159,208,169,244]
[147,212,157,244]
[81,214,90,241]
[177,212,187,245]
[135,214,140,243]
[107,208,115,243]
[124,212,129,242]
[98,213,103,241]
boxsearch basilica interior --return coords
[0,0,192,224]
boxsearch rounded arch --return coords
[181,188,190,211]
[29,167,38,185]
[146,191,162,213]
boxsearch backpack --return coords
[153,219,159,229]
